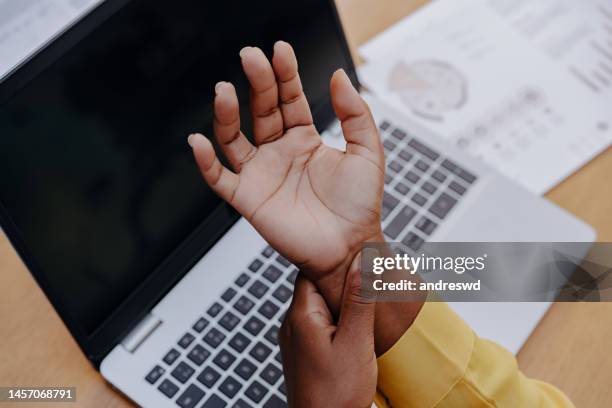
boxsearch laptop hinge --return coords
[121,313,163,353]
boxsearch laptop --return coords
[0,0,595,407]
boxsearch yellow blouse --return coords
[374,302,573,407]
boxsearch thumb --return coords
[330,69,383,162]
[335,253,376,343]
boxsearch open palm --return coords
[190,42,384,290]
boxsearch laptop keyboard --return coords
[377,119,477,251]
[143,119,478,407]
[145,246,295,408]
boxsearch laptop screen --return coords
[0,0,354,342]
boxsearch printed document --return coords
[359,0,612,194]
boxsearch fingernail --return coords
[337,68,349,81]
[273,40,286,51]
[215,81,225,94]
[337,68,359,93]
[188,133,205,147]
[239,46,251,58]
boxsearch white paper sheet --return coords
[0,0,102,80]
[359,0,612,194]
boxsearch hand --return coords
[190,41,423,355]
[189,41,384,307]
[280,260,377,408]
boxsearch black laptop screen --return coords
[0,0,353,337]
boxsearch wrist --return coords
[312,232,425,356]
[312,230,384,316]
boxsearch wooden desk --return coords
[1,1,611,407]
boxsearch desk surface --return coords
[1,1,611,407]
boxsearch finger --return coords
[213,81,257,172]
[335,254,376,343]
[272,41,313,129]
[330,69,383,164]
[288,276,334,330]
[189,133,239,204]
[240,46,284,144]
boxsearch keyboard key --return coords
[441,159,459,173]
[221,287,237,302]
[384,205,417,240]
[432,170,447,183]
[408,138,440,161]
[234,398,254,408]
[260,362,283,385]
[404,170,420,184]
[449,180,467,196]
[415,159,430,172]
[197,366,221,388]
[213,349,237,370]
[415,216,438,236]
[384,173,392,184]
[229,332,251,353]
[263,395,287,408]
[263,265,283,283]
[264,325,280,346]
[235,273,250,287]
[394,182,410,195]
[276,255,291,268]
[176,384,206,408]
[379,120,391,131]
[391,128,407,140]
[245,380,268,403]
[402,232,424,251]
[145,365,165,384]
[219,311,241,332]
[203,328,226,348]
[188,344,211,366]
[207,302,223,318]
[370,209,398,243]
[275,351,283,363]
[250,341,272,362]
[234,358,258,380]
[219,376,242,399]
[248,280,270,298]
[193,317,209,333]
[258,300,280,319]
[158,378,179,398]
[272,284,292,303]
[411,193,428,207]
[383,139,397,152]
[261,246,275,258]
[244,316,265,336]
[442,159,476,184]
[398,148,413,162]
[422,181,437,195]
[248,259,264,272]
[429,193,457,219]
[202,394,227,408]
[234,295,255,315]
[388,160,403,173]
[163,348,180,365]
[286,268,298,285]
[458,169,477,184]
[279,381,287,395]
[178,333,195,349]
[171,361,195,384]
[382,192,400,220]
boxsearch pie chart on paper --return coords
[388,60,468,121]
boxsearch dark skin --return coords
[281,261,377,408]
[190,41,424,406]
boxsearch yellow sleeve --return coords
[373,302,574,408]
